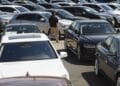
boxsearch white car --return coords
[0,33,69,79]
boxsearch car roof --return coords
[0,5,24,8]
[2,33,49,44]
[6,23,39,27]
[75,19,108,23]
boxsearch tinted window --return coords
[58,10,74,18]
[101,37,112,50]
[0,7,15,13]
[16,14,43,21]
[6,25,40,33]
[15,7,29,12]
[0,41,57,62]
[81,23,115,35]
[109,38,117,55]
[84,5,101,12]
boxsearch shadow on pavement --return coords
[82,72,114,86]
[63,50,94,66]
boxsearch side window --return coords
[74,22,80,34]
[69,22,76,30]
[0,7,15,13]
[101,37,112,50]
[109,39,117,55]
[16,14,30,20]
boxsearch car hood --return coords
[79,34,112,44]
[0,59,69,79]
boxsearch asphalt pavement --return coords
[52,40,114,86]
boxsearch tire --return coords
[116,77,120,86]
[94,59,100,76]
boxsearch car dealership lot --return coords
[52,40,113,86]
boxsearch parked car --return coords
[0,5,30,13]
[61,6,114,26]
[107,3,120,10]
[20,4,46,11]
[4,23,41,35]
[34,11,73,36]
[95,35,120,86]
[82,3,120,27]
[0,76,72,86]
[10,12,50,34]
[45,9,87,21]
[0,33,69,79]
[64,20,116,61]
[39,3,61,9]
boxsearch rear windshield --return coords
[0,41,57,62]
[6,25,40,33]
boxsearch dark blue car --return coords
[64,19,116,61]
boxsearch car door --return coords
[103,38,118,80]
[65,22,76,51]
[68,22,80,54]
[98,37,112,75]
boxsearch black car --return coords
[44,9,87,21]
[39,3,61,9]
[65,20,116,61]
[95,35,120,86]
[61,6,114,25]
[82,3,120,27]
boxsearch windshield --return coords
[100,4,113,11]
[41,12,51,19]
[58,10,74,18]
[6,25,40,33]
[84,6,99,14]
[0,41,57,62]
[81,23,115,35]
[35,5,46,10]
[16,7,30,13]
[0,77,66,86]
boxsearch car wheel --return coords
[116,77,120,86]
[94,59,100,76]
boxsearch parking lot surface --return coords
[52,40,114,86]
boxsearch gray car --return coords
[10,12,50,34]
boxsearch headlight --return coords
[83,44,96,48]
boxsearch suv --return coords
[65,20,116,61]
[0,33,69,79]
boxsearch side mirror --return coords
[59,51,68,58]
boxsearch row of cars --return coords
[0,0,120,86]
[0,0,74,86]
